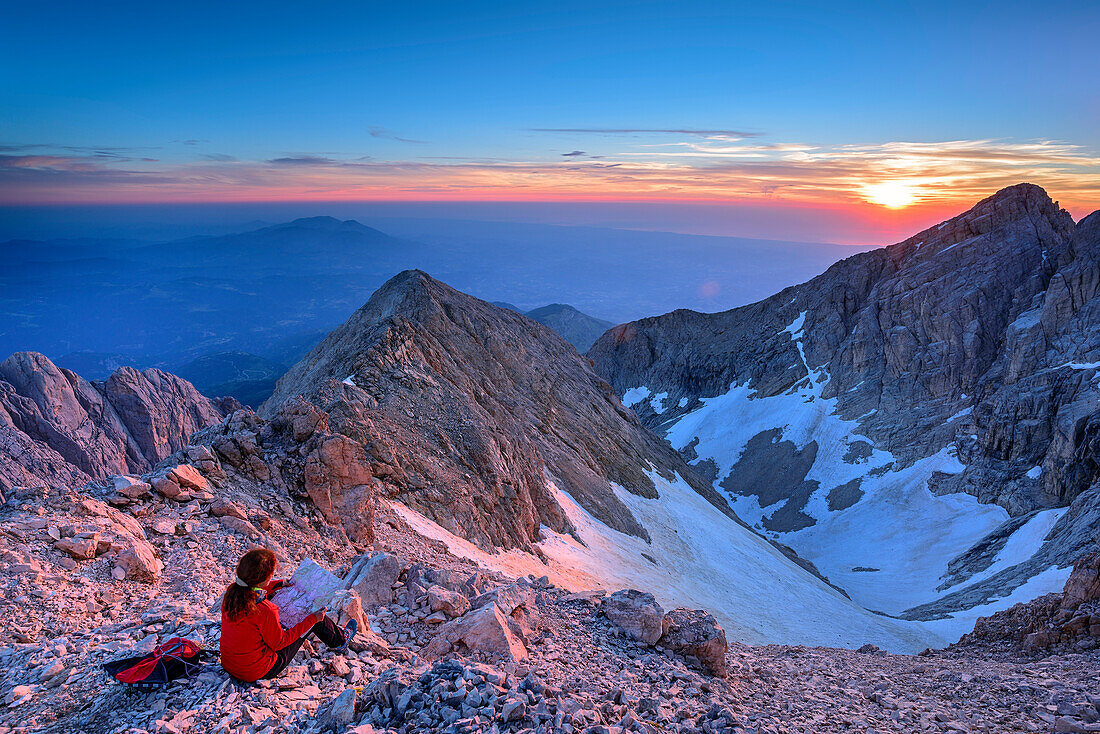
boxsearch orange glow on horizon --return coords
[4,135,1099,217]
[4,136,1098,247]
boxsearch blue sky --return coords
[2,0,1098,242]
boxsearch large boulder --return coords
[659,608,729,677]
[344,552,403,609]
[110,475,151,499]
[55,535,99,560]
[600,589,668,646]
[149,472,184,500]
[329,588,366,636]
[421,603,528,663]
[428,585,471,619]
[168,464,210,493]
[317,688,358,732]
[114,539,163,582]
[471,581,539,641]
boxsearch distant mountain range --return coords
[0,216,866,380]
[493,302,615,352]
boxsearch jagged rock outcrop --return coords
[263,270,728,551]
[955,551,1100,654]
[0,352,231,495]
[181,399,377,544]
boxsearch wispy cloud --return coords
[0,143,158,156]
[367,127,427,144]
[531,128,761,138]
[2,137,1098,217]
[267,155,339,166]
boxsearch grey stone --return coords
[600,589,667,646]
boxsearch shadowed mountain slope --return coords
[588,184,1100,630]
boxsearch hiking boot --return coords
[334,619,357,653]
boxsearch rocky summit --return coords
[2,184,1100,734]
[263,269,726,552]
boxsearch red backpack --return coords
[103,637,207,688]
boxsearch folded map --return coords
[269,557,345,628]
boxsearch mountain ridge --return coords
[588,183,1100,629]
[263,269,728,550]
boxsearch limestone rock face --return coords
[262,270,729,552]
[0,352,228,495]
[589,184,1100,608]
[591,184,1098,514]
[1061,552,1100,611]
[600,589,668,646]
[659,608,729,678]
[184,399,377,545]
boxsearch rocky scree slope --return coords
[0,351,233,498]
[588,184,1100,623]
[263,270,726,552]
[4,420,1100,734]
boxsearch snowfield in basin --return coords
[389,471,943,653]
[621,311,1070,641]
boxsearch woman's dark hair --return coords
[223,548,277,621]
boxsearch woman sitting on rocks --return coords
[220,547,356,682]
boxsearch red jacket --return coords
[220,579,321,682]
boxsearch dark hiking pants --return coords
[261,614,345,680]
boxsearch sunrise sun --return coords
[863,180,919,208]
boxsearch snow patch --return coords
[1060,361,1100,370]
[781,311,807,338]
[621,386,650,408]
[386,474,942,652]
[942,507,1067,594]
[678,397,689,408]
[662,363,1008,617]
[946,406,973,423]
[1026,465,1043,480]
[922,565,1072,640]
[649,392,669,414]
[342,375,357,386]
